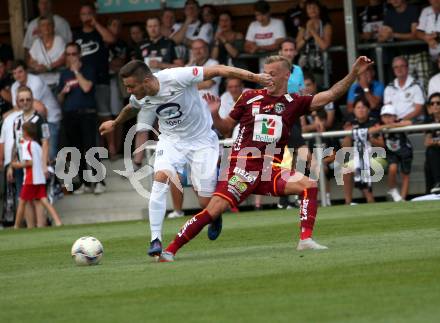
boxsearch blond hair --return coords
[264,55,292,71]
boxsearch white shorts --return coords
[153,134,219,197]
[136,109,156,132]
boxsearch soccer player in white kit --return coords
[99,60,272,257]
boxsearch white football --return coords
[71,236,104,266]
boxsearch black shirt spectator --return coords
[0,43,14,70]
[137,37,177,68]
[0,61,13,115]
[358,0,386,42]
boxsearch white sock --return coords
[148,181,169,242]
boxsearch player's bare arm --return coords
[203,65,273,87]
[203,93,237,137]
[99,104,139,135]
[310,56,374,110]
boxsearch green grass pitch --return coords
[1,201,440,323]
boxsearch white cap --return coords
[381,104,397,116]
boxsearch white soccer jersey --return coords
[22,140,46,185]
[129,66,216,144]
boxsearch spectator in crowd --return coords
[296,0,332,86]
[384,56,425,121]
[279,38,304,94]
[108,18,128,159]
[188,39,221,97]
[128,24,146,61]
[428,54,440,96]
[284,0,308,39]
[346,65,384,118]
[0,42,13,71]
[358,0,385,42]
[27,16,66,90]
[8,86,50,227]
[218,78,245,139]
[23,0,72,55]
[342,98,384,205]
[425,94,440,186]
[211,11,244,68]
[201,4,218,32]
[0,59,13,116]
[74,3,115,161]
[57,42,104,195]
[13,122,62,229]
[245,0,286,72]
[424,92,440,193]
[374,104,413,201]
[11,60,61,160]
[161,8,179,39]
[171,0,214,47]
[378,0,431,89]
[417,0,440,62]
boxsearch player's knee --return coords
[303,180,317,191]
[206,196,229,218]
[154,170,171,183]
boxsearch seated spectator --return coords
[23,0,72,55]
[424,92,440,193]
[211,11,244,68]
[171,0,213,47]
[296,0,332,86]
[0,42,13,71]
[128,24,146,60]
[11,60,61,160]
[417,0,440,62]
[279,38,304,94]
[346,65,384,118]
[108,18,128,159]
[428,54,440,96]
[384,56,425,121]
[284,0,308,39]
[161,8,179,39]
[378,0,430,89]
[201,4,218,32]
[188,39,221,97]
[138,17,183,73]
[57,42,104,195]
[245,0,286,72]
[376,104,413,201]
[342,98,384,205]
[358,0,385,42]
[28,16,66,90]
[0,59,13,116]
[13,122,62,229]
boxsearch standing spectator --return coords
[128,24,146,61]
[28,16,66,90]
[171,0,214,47]
[211,12,244,68]
[378,0,430,89]
[284,0,308,39]
[374,104,413,201]
[57,42,104,195]
[417,0,440,62]
[201,4,218,32]
[0,60,13,115]
[0,42,14,71]
[8,86,50,227]
[244,0,286,72]
[384,56,425,121]
[346,65,384,118]
[13,122,62,229]
[11,61,61,160]
[74,3,115,161]
[23,0,72,54]
[218,78,245,139]
[358,0,385,42]
[188,39,221,97]
[342,98,384,205]
[161,8,179,39]
[428,54,440,96]
[296,0,332,86]
[108,18,128,159]
[425,92,440,193]
[279,38,304,94]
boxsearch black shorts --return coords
[288,123,306,149]
[387,150,413,175]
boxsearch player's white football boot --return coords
[159,251,175,262]
[297,238,328,251]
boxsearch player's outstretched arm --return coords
[310,56,374,110]
[203,93,237,137]
[99,104,139,135]
[203,65,273,87]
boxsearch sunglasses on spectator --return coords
[429,101,440,106]
[18,98,32,103]
[66,52,79,56]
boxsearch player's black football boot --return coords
[147,238,162,257]
[207,215,223,240]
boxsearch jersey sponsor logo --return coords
[252,114,282,143]
[156,103,182,119]
[274,103,285,114]
[228,175,248,193]
[252,102,260,116]
[284,94,293,102]
[233,167,257,184]
[246,95,264,105]
[262,104,274,112]
[193,67,199,76]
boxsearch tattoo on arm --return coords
[328,71,357,102]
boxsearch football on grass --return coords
[71,236,104,266]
